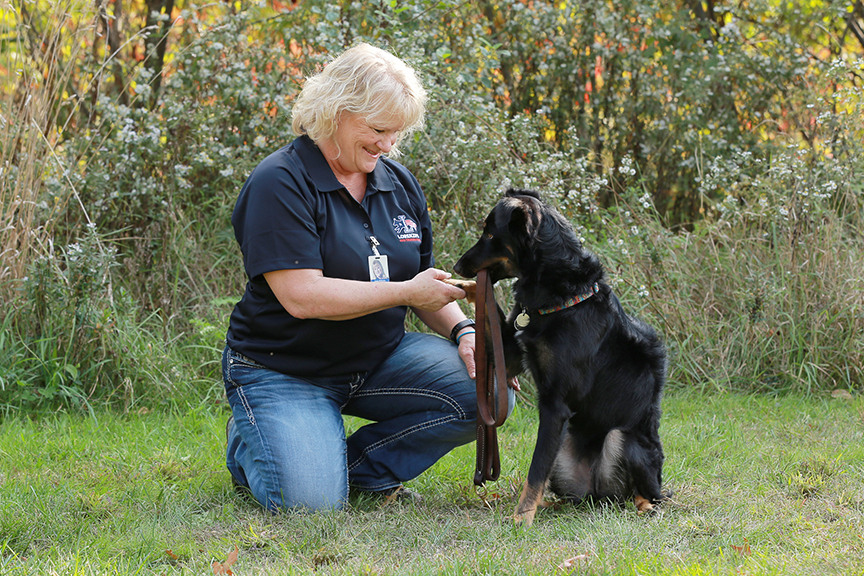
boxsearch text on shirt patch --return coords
[392,214,421,242]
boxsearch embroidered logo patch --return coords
[393,214,420,242]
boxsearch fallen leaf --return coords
[382,491,400,507]
[165,549,179,560]
[831,389,853,400]
[558,552,590,570]
[212,545,239,575]
[731,540,751,556]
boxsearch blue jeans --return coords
[223,332,487,512]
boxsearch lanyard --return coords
[368,235,381,256]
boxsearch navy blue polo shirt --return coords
[226,135,434,377]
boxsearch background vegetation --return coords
[2,0,863,406]
[2,1,864,574]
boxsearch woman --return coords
[223,43,489,512]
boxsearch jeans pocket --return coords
[224,348,267,389]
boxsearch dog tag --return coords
[514,310,530,330]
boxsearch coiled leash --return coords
[473,269,510,486]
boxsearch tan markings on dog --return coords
[477,255,510,268]
[529,206,543,234]
[532,340,556,374]
[596,429,627,496]
[536,494,556,509]
[471,255,518,277]
[513,481,545,527]
[551,433,592,499]
[634,494,654,514]
[501,197,524,210]
[512,195,543,236]
[442,278,476,304]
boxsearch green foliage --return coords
[2,0,864,407]
[300,0,862,222]
[0,225,221,410]
[49,5,313,311]
[3,226,118,407]
[587,134,864,393]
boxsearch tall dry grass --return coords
[597,160,864,394]
[1,0,97,291]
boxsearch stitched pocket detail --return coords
[225,350,267,388]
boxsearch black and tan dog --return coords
[450,188,668,526]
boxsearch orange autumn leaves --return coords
[212,545,239,575]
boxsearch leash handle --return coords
[473,423,499,485]
[473,269,509,485]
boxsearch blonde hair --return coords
[291,43,427,158]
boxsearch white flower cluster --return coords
[618,156,637,177]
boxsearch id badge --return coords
[368,255,390,282]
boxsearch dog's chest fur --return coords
[511,299,612,399]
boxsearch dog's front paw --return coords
[512,506,537,527]
[513,481,544,527]
[442,278,476,304]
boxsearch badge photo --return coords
[368,255,390,282]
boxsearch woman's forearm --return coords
[265,268,467,321]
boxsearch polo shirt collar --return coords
[293,135,396,194]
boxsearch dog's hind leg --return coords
[634,494,655,513]
[619,432,667,512]
[514,397,570,526]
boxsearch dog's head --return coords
[454,188,560,282]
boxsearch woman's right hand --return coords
[407,268,467,311]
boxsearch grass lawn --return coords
[0,390,862,575]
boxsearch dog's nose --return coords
[453,258,465,277]
[454,255,476,278]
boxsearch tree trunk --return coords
[142,0,174,109]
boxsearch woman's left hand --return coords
[460,332,520,390]
[456,331,476,379]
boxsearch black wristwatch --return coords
[449,319,476,344]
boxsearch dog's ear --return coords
[500,197,528,237]
[506,196,543,242]
[506,188,542,201]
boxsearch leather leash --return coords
[473,269,510,486]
